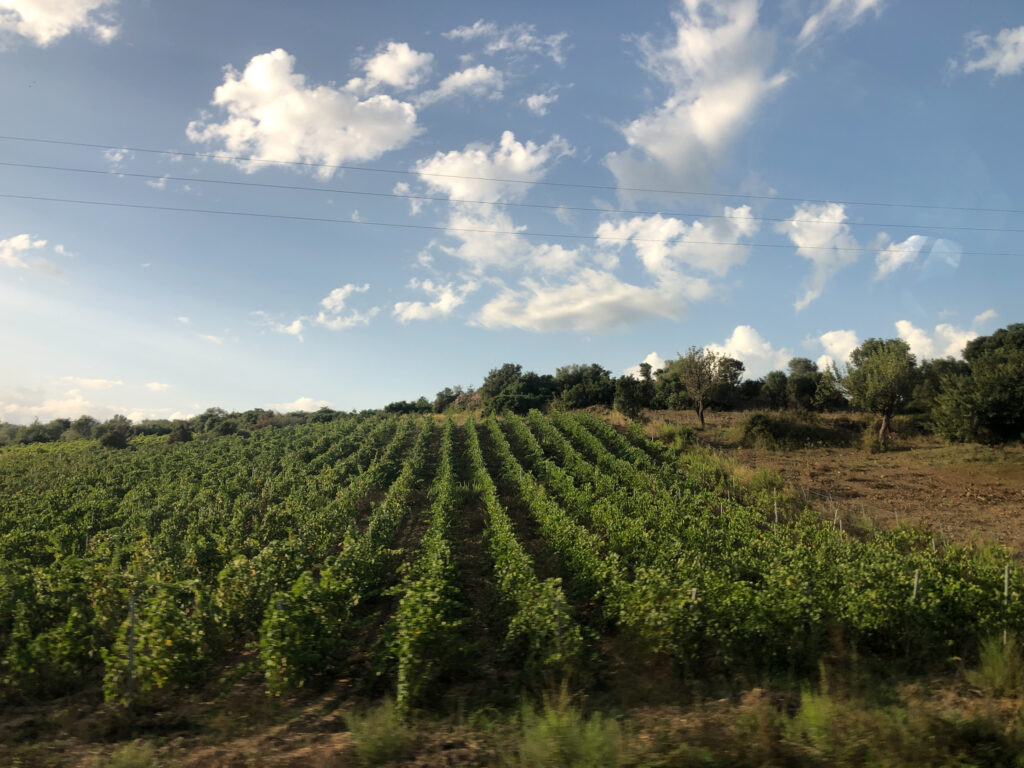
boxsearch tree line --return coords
[2,323,1019,449]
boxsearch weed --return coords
[103,741,159,768]
[345,698,417,766]
[512,688,622,768]
[967,635,1024,697]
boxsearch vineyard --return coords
[1,410,1021,718]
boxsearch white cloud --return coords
[415,129,571,203]
[874,234,928,279]
[623,351,668,379]
[176,316,190,325]
[267,396,329,413]
[417,64,504,106]
[198,334,224,344]
[0,0,118,46]
[474,268,702,332]
[605,0,789,193]
[314,283,378,330]
[776,202,859,310]
[360,41,433,90]
[413,131,575,273]
[798,0,883,48]
[145,382,170,391]
[314,308,379,330]
[972,309,998,329]
[320,283,370,313]
[60,376,122,389]
[392,181,425,214]
[596,207,758,278]
[895,320,977,360]
[146,175,169,190]
[0,233,46,269]
[524,91,558,115]
[818,329,859,365]
[393,278,478,323]
[187,49,420,179]
[705,325,791,377]
[444,19,568,63]
[959,26,1024,77]
[102,147,133,166]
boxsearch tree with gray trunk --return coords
[842,338,917,450]
[670,346,722,429]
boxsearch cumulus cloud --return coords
[524,91,558,115]
[393,278,478,323]
[605,0,789,193]
[0,233,45,269]
[187,49,420,179]
[895,320,978,360]
[415,129,571,203]
[416,64,504,106]
[958,26,1024,77]
[819,329,859,362]
[2,389,96,423]
[705,325,791,377]
[267,396,329,413]
[973,309,998,328]
[60,376,123,389]
[359,41,433,90]
[596,207,758,278]
[0,233,66,276]
[0,0,118,46]
[814,329,859,370]
[776,202,860,310]
[797,0,883,48]
[145,382,170,391]
[444,19,568,63]
[874,234,928,279]
[474,268,702,332]
[623,351,668,379]
[314,283,379,330]
[413,131,575,272]
[321,283,370,313]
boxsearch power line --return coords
[5,160,1024,235]
[2,191,1020,255]
[1,134,1022,216]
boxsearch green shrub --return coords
[737,412,862,450]
[345,698,417,766]
[657,422,697,452]
[967,635,1024,697]
[513,688,622,768]
[103,741,158,768]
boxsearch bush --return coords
[737,412,862,450]
[345,698,417,766]
[966,635,1024,697]
[514,688,622,768]
[657,422,697,452]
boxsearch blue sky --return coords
[1,0,1021,422]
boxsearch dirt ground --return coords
[642,409,1024,555]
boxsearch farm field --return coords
[3,410,1024,766]
[640,409,1024,553]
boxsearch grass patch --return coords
[735,412,864,450]
[512,688,622,768]
[345,698,417,766]
[967,635,1024,697]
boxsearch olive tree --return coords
[667,346,723,429]
[842,338,917,449]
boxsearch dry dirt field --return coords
[637,409,1024,555]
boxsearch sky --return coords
[1,0,1022,423]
